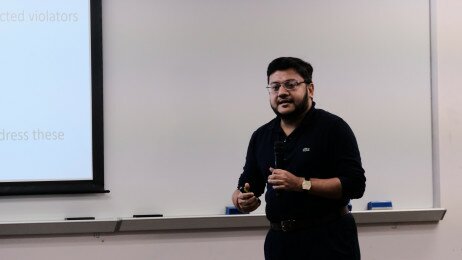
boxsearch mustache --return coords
[277,98,293,104]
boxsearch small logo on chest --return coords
[302,147,310,152]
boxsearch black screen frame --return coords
[0,0,107,196]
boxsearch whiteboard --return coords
[0,0,433,221]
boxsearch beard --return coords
[271,90,309,122]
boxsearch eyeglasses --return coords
[266,79,308,94]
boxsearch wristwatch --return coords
[302,178,312,191]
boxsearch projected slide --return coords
[0,0,93,182]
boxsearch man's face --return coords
[268,69,313,120]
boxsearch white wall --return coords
[0,0,461,259]
[358,0,462,259]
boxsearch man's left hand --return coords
[268,167,303,192]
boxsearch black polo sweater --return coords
[238,103,366,222]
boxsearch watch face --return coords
[303,180,311,190]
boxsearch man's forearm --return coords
[308,177,342,199]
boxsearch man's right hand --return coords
[234,183,261,213]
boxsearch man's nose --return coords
[277,86,289,96]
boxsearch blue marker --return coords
[367,201,393,210]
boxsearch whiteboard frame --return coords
[0,209,446,236]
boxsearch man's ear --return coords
[308,83,314,99]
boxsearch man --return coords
[232,57,366,259]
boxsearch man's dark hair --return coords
[267,57,313,84]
